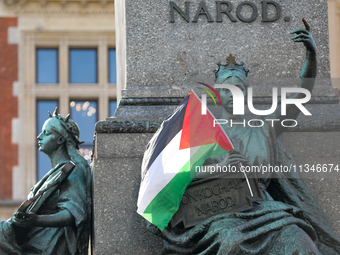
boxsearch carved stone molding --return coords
[95,120,162,133]
[4,0,114,6]
[3,0,114,15]
[95,118,340,134]
[120,97,184,106]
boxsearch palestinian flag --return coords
[137,90,234,231]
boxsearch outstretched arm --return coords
[270,19,317,137]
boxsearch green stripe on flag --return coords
[142,143,227,231]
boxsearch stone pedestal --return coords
[92,0,340,254]
[93,106,340,254]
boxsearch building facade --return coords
[0,0,116,218]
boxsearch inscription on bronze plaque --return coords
[171,172,263,228]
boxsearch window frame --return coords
[69,47,98,84]
[36,47,59,84]
[109,99,117,117]
[69,98,99,143]
[36,99,59,180]
[16,31,117,200]
[69,99,99,164]
[108,48,117,84]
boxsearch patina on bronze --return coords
[0,108,92,255]
[171,172,263,228]
[16,161,75,218]
[146,19,340,255]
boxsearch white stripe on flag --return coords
[137,130,199,214]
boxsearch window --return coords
[36,48,58,84]
[36,100,59,180]
[17,32,116,199]
[69,48,97,84]
[109,49,117,84]
[109,100,117,117]
[70,100,97,164]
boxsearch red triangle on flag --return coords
[179,91,233,151]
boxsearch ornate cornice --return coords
[95,120,162,133]
[4,0,114,6]
[119,97,184,106]
[95,118,340,134]
[3,0,114,15]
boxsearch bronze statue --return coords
[147,20,340,254]
[0,109,91,255]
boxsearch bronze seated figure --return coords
[147,21,340,255]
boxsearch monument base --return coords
[93,100,340,254]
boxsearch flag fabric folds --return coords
[137,90,234,231]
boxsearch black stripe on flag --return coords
[145,95,189,170]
